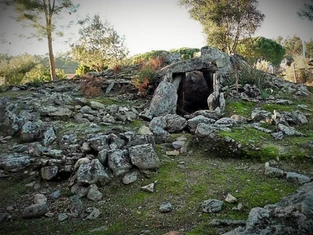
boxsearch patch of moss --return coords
[261,103,295,112]
[225,100,255,117]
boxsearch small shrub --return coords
[75,64,92,77]
[80,77,104,98]
[131,57,164,96]
[239,66,268,89]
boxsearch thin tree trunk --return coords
[47,33,57,81]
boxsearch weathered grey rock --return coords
[85,207,101,220]
[195,123,215,136]
[40,106,72,118]
[223,182,313,235]
[264,164,285,178]
[184,110,219,120]
[278,124,304,136]
[97,149,108,165]
[219,92,226,112]
[49,190,61,199]
[148,81,177,117]
[165,114,187,132]
[41,166,58,180]
[210,219,246,227]
[20,120,45,143]
[252,123,273,133]
[149,116,168,136]
[286,172,311,184]
[68,196,84,218]
[0,212,10,222]
[129,144,161,170]
[138,125,153,136]
[215,117,237,127]
[71,184,89,198]
[0,154,31,171]
[88,133,109,151]
[22,204,48,219]
[90,101,105,110]
[230,114,248,124]
[201,199,223,213]
[42,126,56,146]
[141,182,156,193]
[159,202,172,213]
[122,171,138,185]
[80,105,93,114]
[271,131,284,140]
[108,150,132,176]
[76,159,109,185]
[200,46,232,71]
[225,194,237,203]
[243,84,260,98]
[290,110,308,124]
[87,184,103,201]
[187,115,215,131]
[207,93,218,111]
[34,194,47,205]
[172,140,186,150]
[58,213,68,221]
[251,109,272,122]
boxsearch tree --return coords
[282,36,303,57]
[298,0,313,21]
[237,37,285,65]
[0,54,39,85]
[1,0,78,81]
[71,14,129,72]
[180,0,264,54]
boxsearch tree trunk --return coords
[47,33,57,81]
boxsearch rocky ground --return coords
[0,68,313,235]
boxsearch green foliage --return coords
[237,37,285,65]
[180,0,264,53]
[1,0,78,81]
[298,0,313,21]
[238,65,268,89]
[0,54,39,85]
[131,50,169,64]
[71,14,129,72]
[24,64,67,84]
[281,36,303,57]
[169,47,200,60]
[285,55,313,83]
[75,64,92,76]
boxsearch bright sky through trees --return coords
[0,0,312,56]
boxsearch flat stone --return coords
[201,199,223,213]
[122,171,138,185]
[34,194,47,205]
[159,202,172,213]
[225,193,237,203]
[141,182,156,193]
[41,166,58,180]
[286,172,311,185]
[22,204,48,219]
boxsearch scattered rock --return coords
[159,202,172,213]
[201,199,223,213]
[41,166,59,180]
[225,193,237,203]
[34,194,47,205]
[141,182,156,193]
[286,172,311,184]
[58,213,68,221]
[22,204,48,219]
[85,207,101,220]
[122,171,138,185]
[129,144,161,170]
[87,184,103,201]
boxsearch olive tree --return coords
[180,0,264,54]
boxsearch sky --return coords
[0,0,312,56]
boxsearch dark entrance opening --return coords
[176,70,215,115]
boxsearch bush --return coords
[131,50,169,65]
[80,77,104,98]
[75,64,92,76]
[169,47,200,60]
[284,56,313,83]
[131,57,164,96]
[24,64,67,84]
[239,66,268,89]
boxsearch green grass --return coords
[225,100,256,117]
